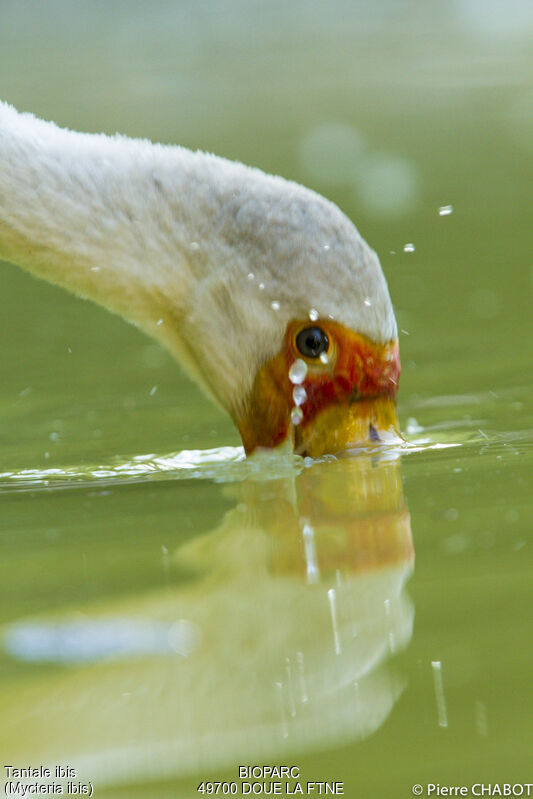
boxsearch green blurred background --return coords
[1,2,533,797]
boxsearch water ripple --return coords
[0,446,245,494]
[1,418,530,495]
[0,438,458,495]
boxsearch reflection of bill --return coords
[185,453,414,758]
[1,454,413,789]
[269,454,413,577]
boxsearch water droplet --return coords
[156,318,164,326]
[258,282,265,290]
[438,205,453,216]
[293,386,307,406]
[190,241,200,250]
[291,407,304,425]
[271,300,280,311]
[403,243,415,253]
[431,661,448,728]
[406,417,423,434]
[309,308,319,321]
[247,272,255,281]
[301,522,319,583]
[323,244,331,251]
[319,352,329,364]
[289,359,308,385]
[363,297,372,307]
[328,588,342,655]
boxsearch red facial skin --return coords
[288,320,400,415]
[238,319,401,457]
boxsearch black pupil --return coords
[295,327,329,359]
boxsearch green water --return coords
[1,2,533,796]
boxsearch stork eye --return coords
[295,326,329,359]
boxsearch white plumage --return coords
[0,101,396,421]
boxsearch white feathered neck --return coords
[0,102,397,416]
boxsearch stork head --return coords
[176,158,401,457]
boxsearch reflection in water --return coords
[4,618,200,663]
[1,453,413,788]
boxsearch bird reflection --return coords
[1,453,414,788]
[172,453,414,755]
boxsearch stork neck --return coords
[0,103,205,333]
[0,102,398,420]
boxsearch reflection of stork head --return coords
[0,454,414,786]
[168,454,414,767]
